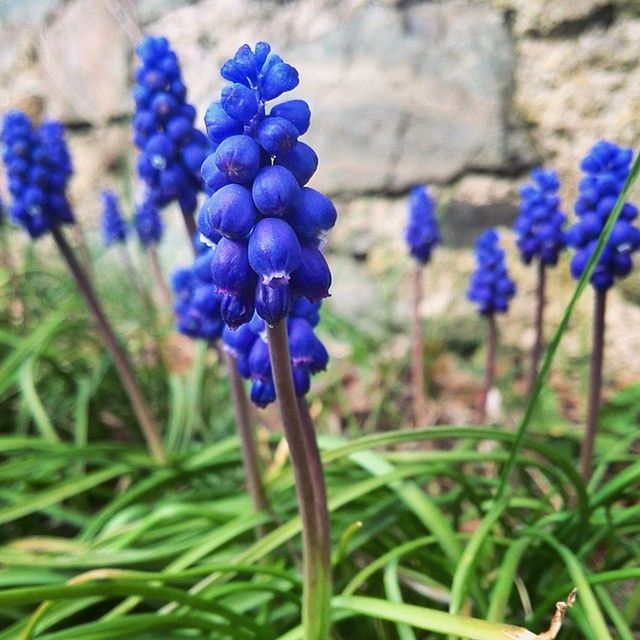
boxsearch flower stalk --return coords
[222,348,270,529]
[481,314,497,424]
[411,262,429,426]
[267,320,331,640]
[51,224,166,464]
[579,289,606,481]
[527,261,546,395]
[145,244,173,310]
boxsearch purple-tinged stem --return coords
[145,244,173,310]
[222,348,270,535]
[527,261,546,395]
[182,211,197,248]
[119,244,155,314]
[580,289,607,481]
[267,320,331,640]
[411,262,430,426]
[481,314,497,424]
[51,224,166,464]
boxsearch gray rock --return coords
[281,1,530,195]
[39,0,132,124]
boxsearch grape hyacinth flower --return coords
[565,141,640,480]
[202,42,334,640]
[1,112,73,238]
[133,36,210,240]
[199,42,335,330]
[1,112,165,463]
[467,228,516,423]
[100,190,128,247]
[171,250,225,342]
[404,185,441,427]
[514,168,566,393]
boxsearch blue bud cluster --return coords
[134,198,164,247]
[467,229,516,315]
[566,141,640,291]
[514,168,566,266]
[405,185,441,264]
[199,42,336,329]
[100,190,128,247]
[1,111,74,239]
[171,249,225,342]
[222,298,328,407]
[133,36,210,216]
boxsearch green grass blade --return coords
[383,560,417,640]
[332,596,536,640]
[18,358,59,443]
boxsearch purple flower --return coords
[200,42,336,326]
[467,229,516,315]
[405,185,441,264]
[566,141,640,290]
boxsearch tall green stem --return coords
[527,261,546,395]
[411,263,429,426]
[580,289,607,481]
[267,320,331,640]
[481,314,497,425]
[51,224,166,464]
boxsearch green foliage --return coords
[0,159,638,639]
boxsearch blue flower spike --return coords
[200,42,336,327]
[101,190,129,247]
[514,168,566,267]
[567,141,640,291]
[1,111,74,238]
[468,229,516,316]
[133,36,209,217]
[405,185,441,264]
[171,249,225,342]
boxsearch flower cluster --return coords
[467,229,516,315]
[222,298,328,407]
[514,168,566,266]
[1,111,74,239]
[134,198,163,247]
[172,249,225,342]
[100,190,128,247]
[199,42,336,329]
[566,141,640,291]
[133,36,209,216]
[405,185,441,264]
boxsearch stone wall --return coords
[2,0,640,378]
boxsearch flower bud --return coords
[200,184,257,240]
[288,187,337,240]
[257,116,299,156]
[248,218,302,285]
[214,134,261,184]
[252,165,300,216]
[275,142,318,186]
